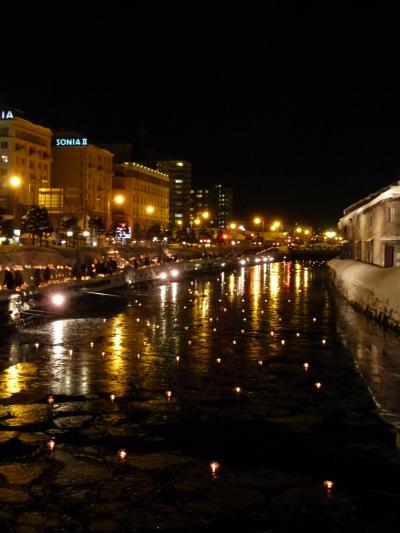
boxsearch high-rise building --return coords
[52,132,113,228]
[112,162,169,238]
[156,160,191,228]
[190,187,210,224]
[0,108,52,216]
[209,184,233,228]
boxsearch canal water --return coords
[0,261,399,532]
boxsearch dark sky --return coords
[2,2,400,226]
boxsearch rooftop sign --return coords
[1,111,14,119]
[55,138,88,146]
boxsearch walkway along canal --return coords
[0,260,399,532]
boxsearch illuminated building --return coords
[0,109,52,214]
[339,181,400,267]
[190,187,210,224]
[52,133,113,228]
[156,160,192,228]
[112,162,169,238]
[209,184,233,228]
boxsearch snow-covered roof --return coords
[340,181,400,222]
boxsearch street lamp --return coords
[9,176,22,224]
[146,205,154,216]
[114,194,125,205]
[253,216,265,232]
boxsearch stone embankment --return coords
[328,258,400,329]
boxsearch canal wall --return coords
[328,258,400,329]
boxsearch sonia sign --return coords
[55,138,88,146]
[0,111,14,119]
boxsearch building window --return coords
[389,206,395,223]
[0,155,8,163]
[0,142,8,149]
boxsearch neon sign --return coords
[0,111,14,119]
[55,138,88,146]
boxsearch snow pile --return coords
[328,258,400,328]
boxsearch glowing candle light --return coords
[315,382,322,390]
[118,449,127,461]
[234,386,241,394]
[312,317,317,322]
[232,340,237,345]
[69,349,73,356]
[281,339,285,345]
[184,326,189,331]
[258,360,263,366]
[34,343,39,349]
[47,395,54,405]
[210,461,220,477]
[188,340,192,345]
[101,351,105,356]
[136,318,140,322]
[243,318,247,322]
[137,353,141,359]
[322,339,326,345]
[323,480,334,490]
[110,394,115,401]
[176,356,180,362]
[270,331,274,336]
[48,438,55,451]
[303,362,309,371]
[296,332,300,337]
[213,328,217,332]
[216,358,221,364]
[241,329,245,334]
[166,390,172,399]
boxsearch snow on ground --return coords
[328,258,400,328]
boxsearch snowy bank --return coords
[328,258,400,329]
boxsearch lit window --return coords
[1,155,8,163]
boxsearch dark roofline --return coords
[343,181,400,215]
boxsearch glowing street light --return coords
[9,176,22,222]
[146,205,154,215]
[201,211,209,220]
[229,222,237,230]
[253,216,265,232]
[9,176,22,188]
[113,194,125,205]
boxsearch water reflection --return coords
[2,261,399,433]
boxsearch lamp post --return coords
[253,216,265,232]
[270,220,281,245]
[9,176,22,226]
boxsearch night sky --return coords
[3,3,400,227]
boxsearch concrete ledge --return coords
[328,258,400,329]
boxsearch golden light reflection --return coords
[2,363,36,395]
[303,267,309,288]
[269,263,280,298]
[171,282,178,303]
[237,268,245,294]
[51,320,65,359]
